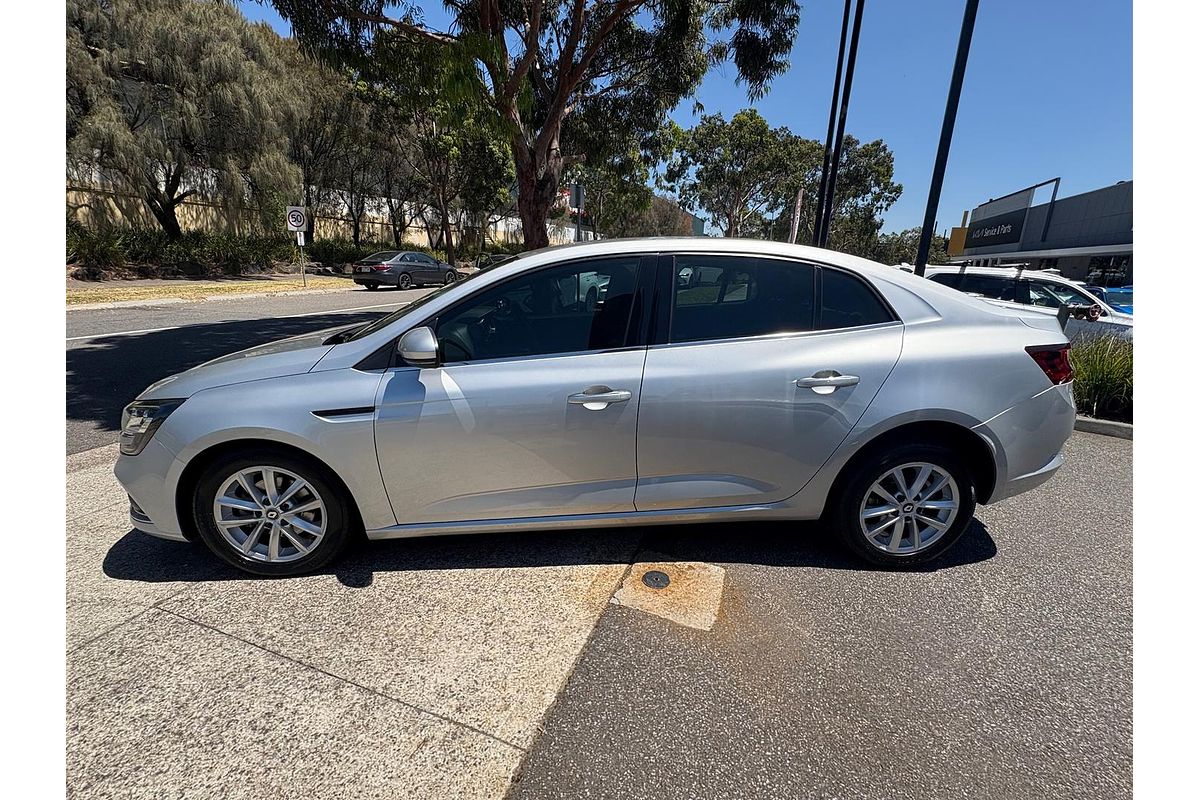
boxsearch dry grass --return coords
[66,276,351,305]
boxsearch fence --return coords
[67,186,591,250]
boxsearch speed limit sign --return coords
[286,206,308,232]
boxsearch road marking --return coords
[65,300,409,343]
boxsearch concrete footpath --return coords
[67,444,639,799]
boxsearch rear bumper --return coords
[976,382,1076,503]
[352,272,397,286]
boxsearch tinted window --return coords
[363,251,400,263]
[416,254,437,265]
[1025,280,1096,309]
[929,272,1019,302]
[670,256,814,343]
[819,269,894,329]
[435,257,641,362]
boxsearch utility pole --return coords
[817,0,867,248]
[811,0,853,247]
[914,0,979,276]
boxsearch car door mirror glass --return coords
[397,326,440,367]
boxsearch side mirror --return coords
[396,326,440,368]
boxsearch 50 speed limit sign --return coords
[286,206,308,232]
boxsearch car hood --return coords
[138,327,340,400]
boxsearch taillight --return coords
[372,264,390,271]
[1025,343,1073,384]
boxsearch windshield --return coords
[342,260,516,342]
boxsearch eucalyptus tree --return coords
[267,0,802,250]
[67,0,299,238]
[666,109,820,238]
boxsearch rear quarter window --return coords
[819,269,894,329]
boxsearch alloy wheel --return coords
[445,271,457,284]
[212,466,327,563]
[399,274,412,289]
[858,461,960,556]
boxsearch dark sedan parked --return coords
[352,251,459,291]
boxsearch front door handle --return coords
[568,386,632,409]
[795,371,860,394]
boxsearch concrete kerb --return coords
[1074,416,1132,440]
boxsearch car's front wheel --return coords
[444,270,457,285]
[192,450,353,576]
[828,443,976,567]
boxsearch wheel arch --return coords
[174,438,364,543]
[824,419,999,514]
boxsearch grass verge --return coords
[66,276,352,306]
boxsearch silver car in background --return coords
[115,238,1076,576]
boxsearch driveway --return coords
[66,432,1130,799]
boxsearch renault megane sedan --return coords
[116,238,1076,576]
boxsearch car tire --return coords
[445,270,457,285]
[192,449,354,577]
[398,273,413,290]
[827,442,976,567]
[364,283,379,291]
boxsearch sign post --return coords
[286,206,309,287]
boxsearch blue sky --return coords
[239,1,1131,234]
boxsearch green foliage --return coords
[269,1,803,248]
[67,0,301,237]
[1070,335,1133,422]
[872,227,950,266]
[666,109,819,238]
[67,222,297,275]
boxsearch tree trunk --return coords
[513,138,557,251]
[440,208,455,268]
[148,198,183,240]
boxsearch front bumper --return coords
[114,438,187,541]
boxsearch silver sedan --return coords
[115,238,1076,576]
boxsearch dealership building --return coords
[946,179,1132,285]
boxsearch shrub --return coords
[1070,334,1133,422]
[66,219,126,270]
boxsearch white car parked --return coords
[922,266,1132,340]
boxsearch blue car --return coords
[1086,285,1133,314]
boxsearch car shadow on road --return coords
[67,311,388,438]
[102,518,996,588]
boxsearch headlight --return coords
[119,399,185,456]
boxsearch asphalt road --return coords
[509,431,1132,800]
[65,285,434,454]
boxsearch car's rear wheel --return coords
[828,443,976,567]
[398,273,413,290]
[192,451,353,576]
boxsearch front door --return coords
[634,254,904,511]
[375,254,650,525]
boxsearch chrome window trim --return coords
[386,343,648,372]
[645,320,903,352]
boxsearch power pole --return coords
[811,0,854,247]
[817,0,867,248]
[914,0,979,276]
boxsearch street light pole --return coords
[811,0,853,247]
[817,0,867,249]
[914,0,980,276]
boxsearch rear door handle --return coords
[568,386,632,409]
[795,371,860,394]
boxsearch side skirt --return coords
[365,502,807,541]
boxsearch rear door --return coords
[634,254,903,511]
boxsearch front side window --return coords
[819,269,895,329]
[434,257,641,362]
[1025,280,1099,310]
[670,256,814,343]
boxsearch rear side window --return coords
[669,256,814,343]
[929,272,1019,302]
[819,269,894,329]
